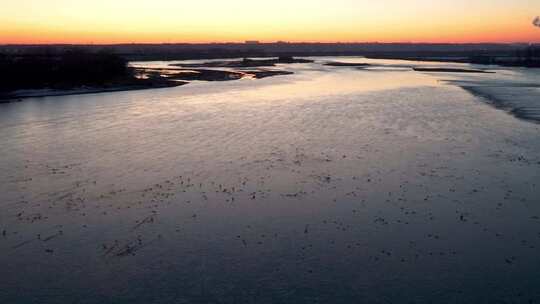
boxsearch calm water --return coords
[1,57,540,303]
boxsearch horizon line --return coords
[2,41,539,46]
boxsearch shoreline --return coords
[459,85,540,124]
[0,82,187,103]
[364,55,540,68]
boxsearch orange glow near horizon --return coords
[1,0,539,44]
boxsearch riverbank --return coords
[0,80,186,102]
[0,53,306,102]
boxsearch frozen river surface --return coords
[1,58,540,303]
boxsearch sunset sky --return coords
[1,0,539,44]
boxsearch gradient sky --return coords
[1,0,539,44]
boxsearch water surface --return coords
[1,57,540,303]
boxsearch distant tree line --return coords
[469,45,540,66]
[0,50,130,92]
[516,45,540,63]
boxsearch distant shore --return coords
[0,55,305,102]
[2,43,539,67]
[1,50,537,102]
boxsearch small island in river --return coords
[413,67,493,73]
[324,62,371,67]
[173,56,313,68]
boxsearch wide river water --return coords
[1,57,540,303]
